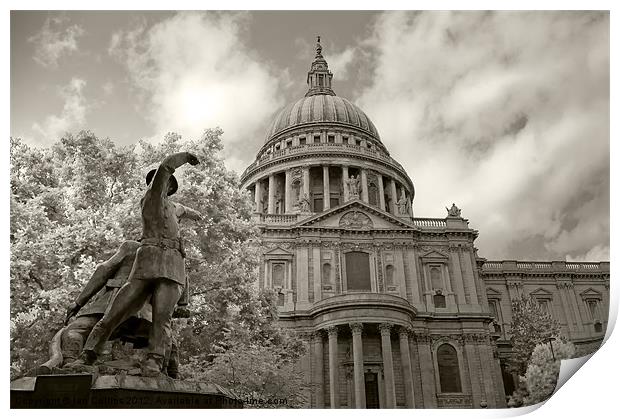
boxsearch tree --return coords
[507,295,561,377]
[10,129,306,406]
[509,338,575,407]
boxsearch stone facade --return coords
[239,38,610,408]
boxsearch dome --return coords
[264,94,381,143]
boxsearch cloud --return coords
[109,12,284,172]
[29,15,84,68]
[325,47,356,80]
[354,11,609,261]
[32,78,88,141]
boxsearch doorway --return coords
[364,372,380,408]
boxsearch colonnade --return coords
[312,323,416,409]
[252,164,413,216]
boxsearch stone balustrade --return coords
[412,218,448,228]
[481,260,609,273]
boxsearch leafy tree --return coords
[508,338,575,407]
[507,295,561,377]
[10,129,305,406]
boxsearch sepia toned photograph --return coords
[9,9,610,410]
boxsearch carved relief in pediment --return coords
[339,210,373,229]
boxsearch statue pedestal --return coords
[10,373,242,408]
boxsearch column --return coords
[313,331,325,408]
[399,328,415,408]
[254,180,262,213]
[342,165,349,201]
[296,247,309,309]
[380,323,396,408]
[377,173,386,211]
[285,170,292,213]
[268,174,275,214]
[302,166,310,207]
[361,169,369,203]
[328,326,339,409]
[449,247,466,306]
[416,334,437,408]
[389,179,398,214]
[350,323,366,408]
[323,165,330,211]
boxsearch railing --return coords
[412,218,447,228]
[241,142,409,182]
[258,213,300,224]
[482,260,606,272]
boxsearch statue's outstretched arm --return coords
[175,203,203,221]
[149,152,200,198]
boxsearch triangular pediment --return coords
[421,250,449,259]
[264,246,293,256]
[530,287,553,297]
[486,287,503,298]
[294,200,415,231]
[580,288,602,299]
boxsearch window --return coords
[368,183,378,206]
[286,140,292,148]
[330,197,339,208]
[437,344,462,393]
[433,293,446,308]
[299,137,306,145]
[275,144,280,150]
[537,299,550,314]
[272,263,284,288]
[385,264,394,286]
[343,136,349,144]
[328,135,335,143]
[346,252,371,291]
[277,292,285,306]
[314,135,321,144]
[313,198,323,212]
[489,300,498,319]
[355,139,362,146]
[587,299,599,320]
[430,266,443,290]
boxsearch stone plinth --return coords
[11,373,242,409]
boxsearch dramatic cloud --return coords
[355,11,609,261]
[29,16,84,68]
[109,12,284,172]
[32,77,88,141]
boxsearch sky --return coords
[10,10,610,262]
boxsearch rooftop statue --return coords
[66,152,202,377]
[446,203,462,218]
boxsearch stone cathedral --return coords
[239,38,610,409]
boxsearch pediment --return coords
[294,200,415,231]
[264,246,293,259]
[529,287,553,298]
[580,288,603,299]
[421,250,449,260]
[486,287,503,298]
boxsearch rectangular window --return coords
[313,198,323,212]
[328,135,335,143]
[343,136,349,144]
[286,140,292,148]
[489,300,498,319]
[355,139,362,146]
[537,299,550,314]
[587,300,599,320]
[314,135,321,144]
[299,137,306,145]
[346,252,371,291]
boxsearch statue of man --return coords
[397,196,408,215]
[348,175,360,198]
[37,240,188,377]
[299,193,311,213]
[67,152,201,376]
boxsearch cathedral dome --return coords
[264,94,381,143]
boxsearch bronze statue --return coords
[67,152,201,376]
[446,203,462,218]
[37,240,188,377]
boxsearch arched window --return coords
[437,344,462,393]
[272,263,284,288]
[385,264,394,286]
[430,266,443,290]
[322,263,332,284]
[346,252,371,291]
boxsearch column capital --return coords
[379,323,393,335]
[349,322,364,335]
[398,326,414,338]
[327,325,339,338]
[313,329,325,342]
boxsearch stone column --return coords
[268,174,276,214]
[399,327,415,408]
[323,165,330,211]
[377,173,386,211]
[328,326,339,408]
[380,323,396,408]
[350,323,366,408]
[389,179,397,214]
[302,165,310,207]
[285,169,292,213]
[360,169,369,203]
[342,165,349,201]
[254,180,262,213]
[313,331,325,408]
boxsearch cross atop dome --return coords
[306,35,335,97]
